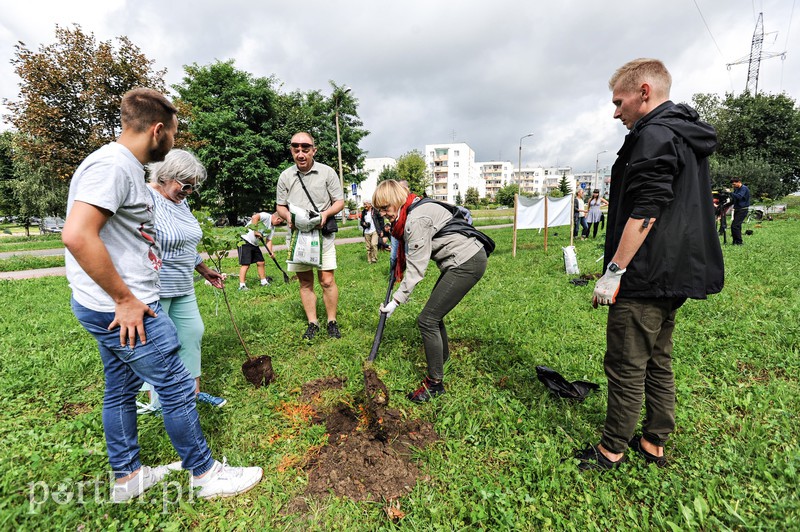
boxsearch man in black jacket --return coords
[575,59,724,470]
[729,177,751,245]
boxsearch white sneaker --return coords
[112,462,182,503]
[192,458,263,499]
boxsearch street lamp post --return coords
[595,150,607,192]
[518,133,534,190]
[335,87,352,199]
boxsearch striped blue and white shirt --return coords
[149,188,203,298]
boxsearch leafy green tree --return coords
[174,60,283,225]
[496,183,519,207]
[0,132,17,217]
[4,24,166,218]
[377,165,400,183]
[395,150,430,195]
[465,186,480,208]
[455,192,463,206]
[692,91,800,197]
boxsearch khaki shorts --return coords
[287,234,337,272]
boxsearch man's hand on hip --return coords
[109,296,157,348]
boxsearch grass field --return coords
[0,207,798,529]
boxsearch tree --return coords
[4,25,166,217]
[558,174,571,196]
[0,132,17,217]
[692,91,800,197]
[496,183,519,207]
[394,150,430,195]
[173,60,283,225]
[464,186,480,208]
[455,192,463,206]
[377,165,400,183]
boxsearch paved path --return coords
[0,224,512,281]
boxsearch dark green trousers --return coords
[600,297,685,453]
[417,249,487,381]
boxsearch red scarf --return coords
[390,193,417,281]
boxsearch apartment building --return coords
[352,157,396,207]
[512,166,574,196]
[424,143,480,204]
[477,161,514,199]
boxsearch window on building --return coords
[453,161,459,168]
[453,150,460,156]
[453,173,459,178]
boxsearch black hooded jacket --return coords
[605,101,724,299]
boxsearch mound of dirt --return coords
[296,371,438,503]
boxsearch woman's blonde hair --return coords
[372,180,409,209]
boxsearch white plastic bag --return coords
[562,245,580,275]
[288,229,322,267]
[289,203,321,232]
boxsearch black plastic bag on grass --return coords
[536,365,599,401]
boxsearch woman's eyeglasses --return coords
[175,178,200,193]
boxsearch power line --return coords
[692,0,725,58]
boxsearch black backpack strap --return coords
[295,171,321,214]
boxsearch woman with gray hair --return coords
[138,149,227,413]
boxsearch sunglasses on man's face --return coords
[175,178,200,193]
[290,142,314,151]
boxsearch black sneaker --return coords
[407,377,446,403]
[573,444,626,471]
[302,322,319,340]
[327,320,341,339]
[628,435,668,468]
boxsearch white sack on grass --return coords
[288,229,322,267]
[289,203,321,232]
[517,195,573,229]
[562,245,580,275]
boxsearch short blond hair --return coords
[609,58,671,99]
[373,180,409,209]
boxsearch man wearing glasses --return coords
[275,132,345,340]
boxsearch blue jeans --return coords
[71,298,214,478]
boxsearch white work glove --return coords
[592,267,626,307]
[379,299,399,318]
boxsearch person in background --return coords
[137,149,227,414]
[576,59,723,470]
[574,188,589,239]
[275,132,345,340]
[729,177,750,246]
[238,211,285,290]
[360,200,379,264]
[585,189,609,238]
[379,223,392,251]
[62,88,262,501]
[373,180,488,403]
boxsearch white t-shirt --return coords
[65,143,162,312]
[241,212,275,246]
[363,210,376,234]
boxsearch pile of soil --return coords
[297,370,439,503]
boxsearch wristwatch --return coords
[608,262,622,273]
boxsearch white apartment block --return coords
[425,143,481,204]
[352,157,396,207]
[477,161,514,199]
[512,166,574,196]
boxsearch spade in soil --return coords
[259,235,291,284]
[199,222,275,388]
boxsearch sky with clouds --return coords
[1,0,797,173]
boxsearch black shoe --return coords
[302,322,319,340]
[628,435,668,468]
[407,377,445,403]
[573,444,626,471]
[326,320,341,339]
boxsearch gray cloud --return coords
[2,0,797,172]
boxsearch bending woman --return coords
[373,180,488,403]
[140,149,227,412]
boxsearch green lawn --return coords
[0,210,798,529]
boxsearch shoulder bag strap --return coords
[295,171,321,214]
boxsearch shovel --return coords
[367,260,397,362]
[217,284,275,387]
[259,236,290,284]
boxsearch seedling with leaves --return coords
[195,210,275,387]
